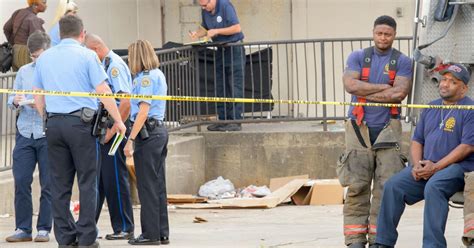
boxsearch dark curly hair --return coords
[374,15,397,31]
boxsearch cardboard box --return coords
[269,175,309,192]
[291,179,343,205]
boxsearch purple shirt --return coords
[413,97,474,172]
[345,48,413,127]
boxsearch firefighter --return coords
[465,172,474,248]
[374,63,474,248]
[339,15,413,248]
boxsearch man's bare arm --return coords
[343,70,391,96]
[32,86,45,117]
[364,75,412,103]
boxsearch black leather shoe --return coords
[160,236,170,245]
[78,241,100,248]
[105,232,134,240]
[207,123,224,131]
[128,235,160,246]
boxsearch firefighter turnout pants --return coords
[463,172,474,246]
[337,119,406,245]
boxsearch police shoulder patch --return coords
[111,67,120,78]
[141,77,151,88]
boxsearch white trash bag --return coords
[198,176,236,200]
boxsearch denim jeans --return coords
[12,133,51,233]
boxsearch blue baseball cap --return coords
[440,63,471,85]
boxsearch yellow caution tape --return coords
[1,88,473,110]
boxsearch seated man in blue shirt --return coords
[374,63,474,248]
[6,31,52,243]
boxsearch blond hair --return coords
[128,40,160,75]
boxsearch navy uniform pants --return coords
[96,132,134,234]
[376,165,465,248]
[12,133,51,233]
[134,125,169,240]
[46,115,98,246]
[215,44,245,120]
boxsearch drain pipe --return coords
[406,0,422,124]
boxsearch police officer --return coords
[32,15,126,248]
[124,40,170,246]
[84,33,134,240]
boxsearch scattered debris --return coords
[198,176,236,200]
[168,194,207,204]
[0,214,10,218]
[177,179,307,209]
[70,201,80,215]
[193,216,208,223]
[238,185,271,198]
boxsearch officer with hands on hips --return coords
[84,33,135,240]
[124,39,170,246]
[32,15,126,248]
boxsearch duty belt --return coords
[47,110,81,118]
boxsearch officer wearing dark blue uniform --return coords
[190,0,245,132]
[32,15,126,248]
[84,33,135,240]
[124,40,170,246]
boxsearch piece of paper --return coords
[18,99,34,106]
[108,133,124,156]
[184,37,213,46]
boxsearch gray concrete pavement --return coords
[0,203,466,248]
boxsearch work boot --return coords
[207,123,224,131]
[5,229,32,242]
[348,243,366,248]
[218,123,242,131]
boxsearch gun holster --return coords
[80,107,96,123]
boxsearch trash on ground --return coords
[70,201,80,215]
[198,176,236,200]
[168,194,207,204]
[177,179,307,209]
[0,213,10,218]
[238,185,271,198]
[193,216,208,223]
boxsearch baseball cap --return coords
[440,63,471,85]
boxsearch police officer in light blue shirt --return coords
[130,70,167,122]
[32,15,126,248]
[5,31,52,244]
[84,33,135,240]
[124,40,170,246]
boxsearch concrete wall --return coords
[199,130,411,188]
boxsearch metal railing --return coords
[0,36,413,169]
[160,37,412,130]
[0,73,16,171]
